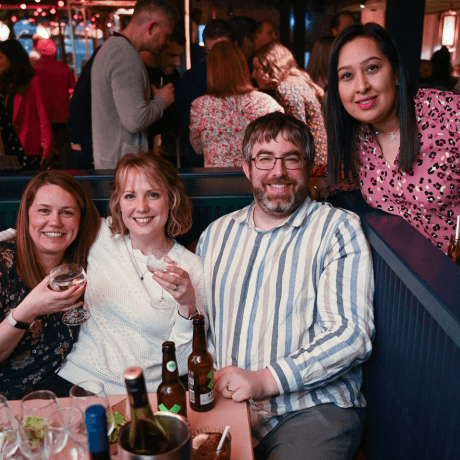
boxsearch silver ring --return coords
[226,386,233,393]
[174,285,178,291]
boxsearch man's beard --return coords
[252,175,309,218]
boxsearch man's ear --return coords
[147,20,157,35]
[242,160,251,181]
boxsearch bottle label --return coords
[190,389,195,403]
[166,361,176,372]
[158,403,182,414]
[200,388,215,405]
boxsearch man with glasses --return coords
[196,112,375,460]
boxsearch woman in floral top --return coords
[253,42,327,166]
[190,41,283,167]
[0,170,100,399]
[327,23,460,254]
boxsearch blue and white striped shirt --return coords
[196,197,375,443]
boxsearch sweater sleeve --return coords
[104,42,167,134]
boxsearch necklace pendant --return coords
[390,133,396,140]
[140,276,144,281]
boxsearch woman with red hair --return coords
[190,41,283,167]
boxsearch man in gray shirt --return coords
[91,0,176,169]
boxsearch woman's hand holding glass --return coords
[13,274,85,325]
[149,249,197,316]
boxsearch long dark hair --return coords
[327,23,419,185]
[0,39,35,100]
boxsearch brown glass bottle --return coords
[124,366,172,455]
[157,341,187,418]
[188,315,216,412]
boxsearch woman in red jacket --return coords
[0,39,52,170]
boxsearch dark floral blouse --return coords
[0,239,78,399]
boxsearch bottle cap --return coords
[85,404,109,453]
[162,341,175,352]
[192,314,205,325]
[124,366,143,381]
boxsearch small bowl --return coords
[192,426,231,460]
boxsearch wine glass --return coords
[0,395,14,418]
[49,263,89,326]
[147,249,169,303]
[44,408,89,460]
[0,416,23,458]
[19,391,60,459]
[69,381,114,437]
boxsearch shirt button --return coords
[32,350,36,354]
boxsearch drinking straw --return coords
[160,76,163,88]
[456,215,460,241]
[215,425,230,456]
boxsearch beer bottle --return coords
[157,341,187,418]
[188,315,215,412]
[85,404,111,460]
[124,366,172,455]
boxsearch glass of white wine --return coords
[147,248,181,304]
[49,263,88,326]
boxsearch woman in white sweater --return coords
[57,153,207,395]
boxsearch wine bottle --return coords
[124,366,172,455]
[85,404,111,460]
[188,315,216,412]
[157,341,187,418]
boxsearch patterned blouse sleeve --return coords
[275,81,307,123]
[189,98,204,155]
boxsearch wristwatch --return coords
[7,310,33,330]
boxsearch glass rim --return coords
[70,380,106,397]
[46,407,84,430]
[50,263,85,275]
[20,390,59,411]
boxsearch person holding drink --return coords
[0,170,101,399]
[58,152,208,395]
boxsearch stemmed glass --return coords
[19,390,60,459]
[147,247,181,304]
[44,408,89,460]
[0,395,14,419]
[0,416,23,458]
[69,381,114,437]
[49,263,89,326]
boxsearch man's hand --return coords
[152,82,175,108]
[214,366,279,402]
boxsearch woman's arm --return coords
[0,275,85,363]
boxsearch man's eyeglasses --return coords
[251,155,307,170]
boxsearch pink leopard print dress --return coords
[357,88,460,253]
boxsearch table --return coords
[9,391,254,459]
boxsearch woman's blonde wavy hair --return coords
[109,152,192,238]
[254,41,325,100]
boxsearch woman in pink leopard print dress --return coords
[327,23,460,254]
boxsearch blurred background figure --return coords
[306,36,335,113]
[141,27,186,152]
[254,19,278,51]
[253,42,327,166]
[0,39,52,170]
[228,16,257,73]
[175,19,237,166]
[428,46,460,89]
[419,59,433,83]
[34,39,76,168]
[190,41,283,167]
[330,10,357,37]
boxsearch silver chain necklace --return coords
[375,122,400,141]
[125,238,149,281]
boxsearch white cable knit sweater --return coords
[59,218,208,395]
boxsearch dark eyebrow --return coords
[34,204,77,210]
[255,149,302,156]
[337,56,383,73]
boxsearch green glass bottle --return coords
[124,366,172,455]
